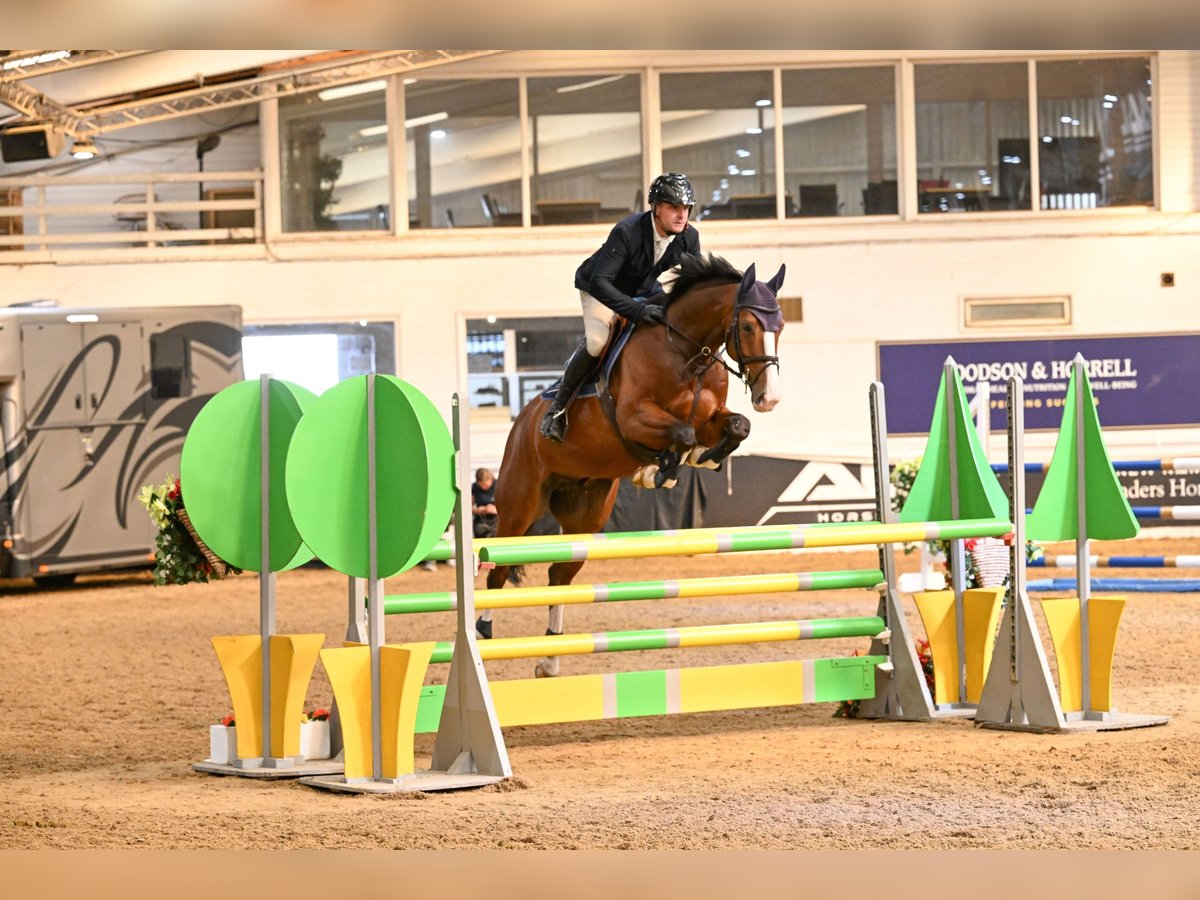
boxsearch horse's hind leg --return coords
[535,477,619,678]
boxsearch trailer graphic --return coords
[0,305,243,585]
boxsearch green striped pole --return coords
[421,519,883,561]
[385,568,884,615]
[423,615,887,664]
[477,518,1013,567]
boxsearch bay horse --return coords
[481,254,786,676]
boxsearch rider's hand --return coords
[639,303,667,326]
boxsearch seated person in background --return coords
[471,468,499,539]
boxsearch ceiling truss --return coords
[0,50,505,139]
[1,50,153,80]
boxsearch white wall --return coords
[5,212,1198,468]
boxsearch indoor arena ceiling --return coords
[0,50,507,138]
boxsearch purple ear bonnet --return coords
[738,273,785,331]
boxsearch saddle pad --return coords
[539,319,637,400]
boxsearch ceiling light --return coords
[359,124,389,137]
[755,98,772,107]
[745,127,763,135]
[556,75,625,94]
[71,137,98,160]
[430,129,447,139]
[405,111,449,129]
[3,50,71,70]
[317,79,387,102]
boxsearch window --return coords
[279,87,389,233]
[963,296,1071,328]
[149,332,192,399]
[466,316,580,412]
[1036,57,1153,210]
[781,67,897,218]
[528,75,643,226]
[914,62,1031,213]
[406,79,521,229]
[661,71,778,221]
[242,322,395,396]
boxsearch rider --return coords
[538,172,701,443]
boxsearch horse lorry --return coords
[0,303,243,586]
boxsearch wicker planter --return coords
[177,507,227,578]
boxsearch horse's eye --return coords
[741,320,754,333]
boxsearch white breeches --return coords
[580,290,616,357]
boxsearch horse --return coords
[480,254,786,676]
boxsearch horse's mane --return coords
[664,253,742,306]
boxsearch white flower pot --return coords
[209,725,237,765]
[299,720,330,760]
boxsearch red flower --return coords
[308,708,330,722]
[220,714,235,727]
[168,478,181,501]
[964,539,978,551]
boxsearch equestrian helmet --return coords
[647,172,695,208]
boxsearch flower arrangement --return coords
[305,708,330,722]
[137,475,241,586]
[890,459,1042,592]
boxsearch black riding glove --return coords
[639,303,667,326]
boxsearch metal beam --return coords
[4,50,505,138]
[1,50,152,81]
[0,79,78,125]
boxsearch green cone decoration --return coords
[899,363,1009,523]
[1026,361,1139,542]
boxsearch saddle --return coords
[539,317,636,401]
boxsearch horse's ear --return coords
[768,264,786,293]
[740,263,756,295]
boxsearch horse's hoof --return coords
[653,468,678,490]
[534,661,559,678]
[685,446,721,469]
[632,465,658,488]
[475,617,492,640]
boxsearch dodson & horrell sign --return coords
[877,333,1200,434]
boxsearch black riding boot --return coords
[539,342,598,443]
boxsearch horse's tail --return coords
[506,565,526,586]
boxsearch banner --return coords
[877,334,1200,434]
[608,455,1195,532]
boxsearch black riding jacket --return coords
[574,211,701,320]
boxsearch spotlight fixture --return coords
[71,137,98,160]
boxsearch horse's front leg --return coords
[623,404,697,490]
[689,409,751,469]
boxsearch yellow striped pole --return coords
[425,616,888,664]
[478,518,1013,566]
[421,519,882,561]
[384,568,884,615]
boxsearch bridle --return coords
[663,284,782,395]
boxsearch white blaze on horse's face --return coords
[752,331,781,412]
